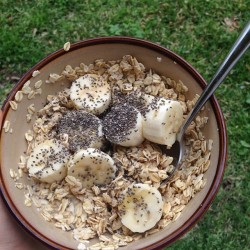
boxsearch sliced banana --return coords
[70,74,111,115]
[27,139,70,183]
[143,96,183,147]
[118,183,163,233]
[67,148,117,188]
[57,110,105,152]
[103,103,144,147]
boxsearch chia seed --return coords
[56,110,105,152]
[103,103,140,145]
[112,90,149,116]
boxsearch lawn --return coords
[0,0,249,249]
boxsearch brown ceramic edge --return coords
[0,36,227,250]
[0,110,2,130]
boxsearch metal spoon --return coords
[161,21,250,185]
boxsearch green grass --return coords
[0,0,249,249]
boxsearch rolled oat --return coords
[64,42,71,51]
[9,100,18,110]
[15,91,23,102]
[34,80,43,89]
[3,120,10,133]
[32,70,40,77]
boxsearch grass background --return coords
[0,0,249,249]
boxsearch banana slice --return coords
[118,183,163,233]
[103,103,144,147]
[57,110,105,152]
[70,74,111,115]
[27,139,70,183]
[143,96,183,147]
[67,148,117,188]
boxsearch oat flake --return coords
[15,183,24,189]
[3,120,10,133]
[9,100,18,110]
[26,114,32,123]
[22,86,32,95]
[27,90,35,99]
[23,80,31,88]
[32,70,40,77]
[63,42,71,51]
[25,130,33,141]
[15,91,23,102]
[157,57,162,62]
[27,104,36,114]
[34,80,43,89]
[49,73,62,83]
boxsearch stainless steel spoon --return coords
[161,21,250,185]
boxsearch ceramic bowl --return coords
[0,37,227,250]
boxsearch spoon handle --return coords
[179,21,250,137]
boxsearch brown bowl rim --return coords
[0,36,227,250]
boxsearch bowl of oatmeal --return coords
[0,37,227,250]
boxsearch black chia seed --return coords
[103,103,140,144]
[112,90,149,116]
[56,110,105,152]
